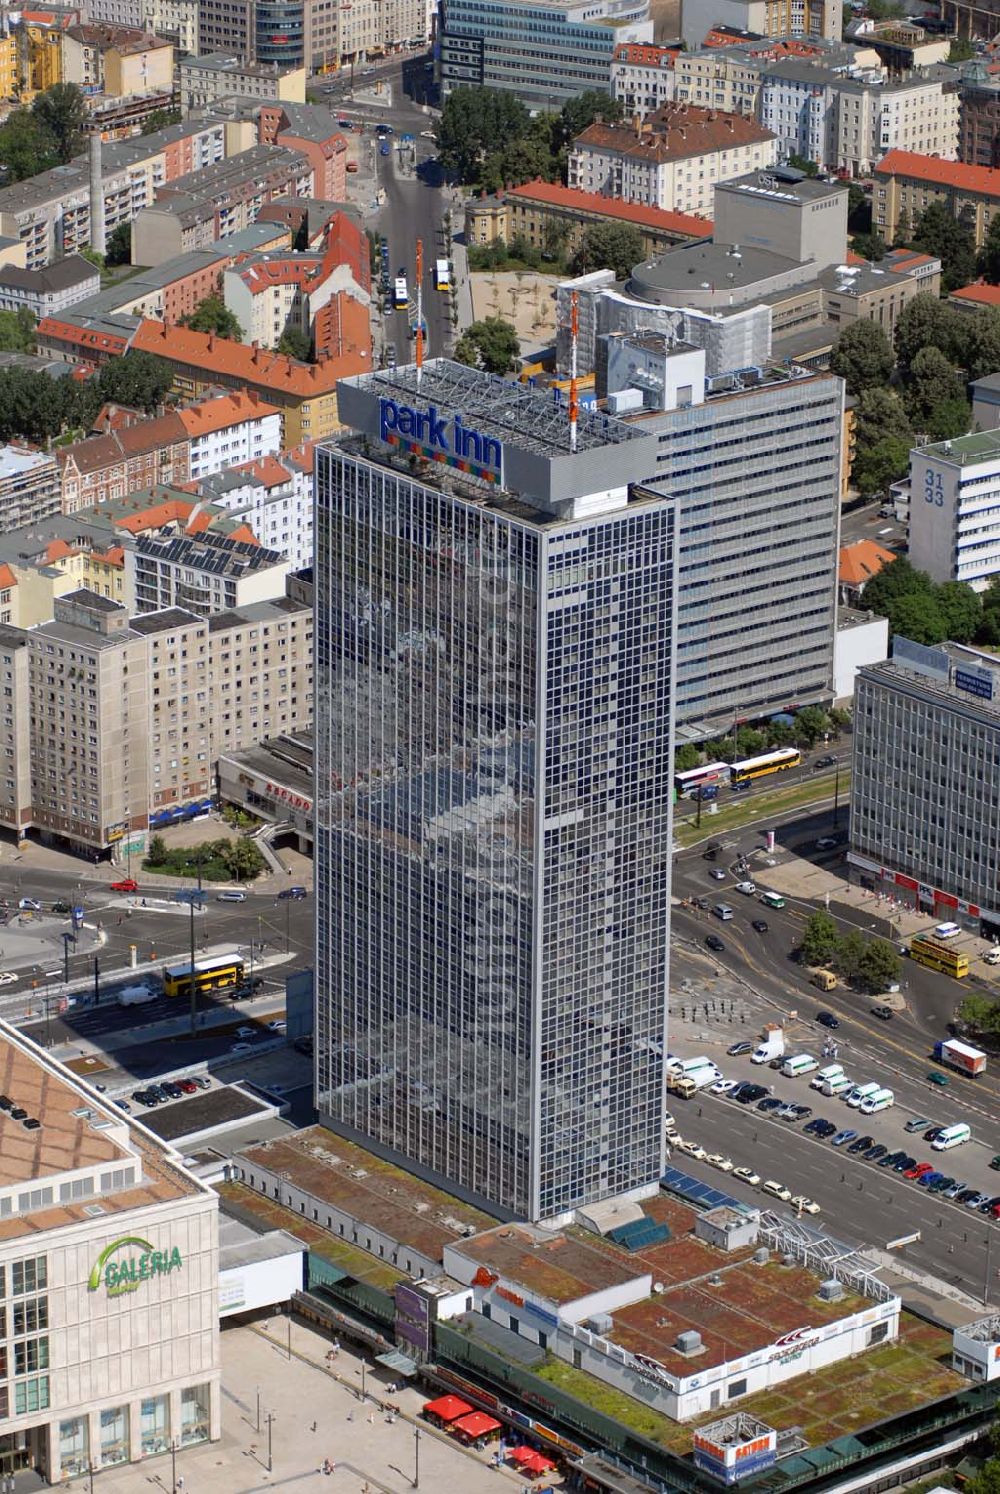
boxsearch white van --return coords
[781,1053,818,1078]
[676,1056,715,1077]
[821,1075,853,1097]
[846,1082,880,1108]
[713,904,734,921]
[810,1064,844,1090]
[932,1122,971,1151]
[859,1087,894,1115]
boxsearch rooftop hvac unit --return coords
[587,1312,614,1334]
[675,1329,703,1355]
[753,1248,769,1265]
[818,1278,844,1302]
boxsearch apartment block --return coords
[466,179,712,260]
[0,626,32,838]
[681,0,841,48]
[611,42,677,119]
[61,23,173,95]
[960,60,1000,168]
[178,53,306,113]
[194,443,314,569]
[908,429,1000,593]
[131,608,212,814]
[128,530,290,616]
[57,415,190,514]
[195,0,254,57]
[0,447,60,535]
[850,639,1000,938]
[673,46,765,116]
[439,0,652,108]
[27,591,150,852]
[0,256,99,319]
[87,0,199,49]
[255,102,348,203]
[568,105,776,217]
[176,391,283,480]
[208,594,312,759]
[874,148,1000,249]
[222,230,368,351]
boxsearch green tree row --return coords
[955,991,1000,1040]
[673,707,850,773]
[799,911,901,993]
[0,350,173,445]
[144,834,265,882]
[437,86,622,194]
[0,83,88,183]
[860,556,995,648]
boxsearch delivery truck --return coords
[116,984,156,1007]
[933,1038,986,1077]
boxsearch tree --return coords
[866,0,904,15]
[0,110,58,183]
[787,153,819,176]
[454,317,519,374]
[860,556,928,615]
[218,837,265,880]
[555,89,622,149]
[904,345,968,430]
[571,222,646,278]
[141,107,182,134]
[956,991,1000,1035]
[847,182,869,233]
[936,580,982,642]
[105,221,132,268]
[832,928,866,981]
[181,293,243,341]
[857,939,901,993]
[674,743,701,773]
[948,35,976,61]
[831,320,894,397]
[980,212,1000,285]
[146,834,168,867]
[793,706,831,746]
[913,200,977,293]
[895,292,967,371]
[277,326,312,361]
[888,590,948,644]
[800,911,839,967]
[966,1457,1000,1494]
[32,83,86,164]
[892,207,911,247]
[480,132,556,193]
[96,350,173,412]
[852,434,912,497]
[542,216,570,261]
[966,308,1000,381]
[0,307,35,353]
[850,231,886,262]
[438,86,531,184]
[852,389,913,496]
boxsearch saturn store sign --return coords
[89,1236,183,1298]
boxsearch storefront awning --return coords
[375,1350,418,1378]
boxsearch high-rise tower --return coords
[314,360,676,1221]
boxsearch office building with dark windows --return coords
[314,360,675,1222]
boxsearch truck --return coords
[933,1038,987,1077]
[116,984,156,1008]
[669,1067,718,1099]
[751,1023,785,1064]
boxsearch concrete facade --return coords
[680,0,842,49]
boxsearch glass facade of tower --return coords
[315,441,676,1221]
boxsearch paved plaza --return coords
[84,1316,562,1494]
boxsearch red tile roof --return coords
[131,320,370,396]
[875,149,1000,197]
[507,178,712,237]
[313,292,372,362]
[228,453,292,489]
[37,317,131,357]
[176,389,280,438]
[839,540,896,588]
[574,104,774,164]
[613,42,678,68]
[950,282,1000,306]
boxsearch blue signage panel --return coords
[954,665,994,701]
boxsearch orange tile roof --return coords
[37,317,131,356]
[839,539,897,588]
[176,389,280,438]
[132,320,370,395]
[613,42,678,68]
[0,565,15,590]
[313,291,373,362]
[950,282,1000,306]
[875,149,1000,197]
[507,178,712,237]
[228,453,292,489]
[574,104,774,165]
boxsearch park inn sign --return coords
[88,1236,183,1298]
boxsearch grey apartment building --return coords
[315,360,676,1223]
[850,638,1000,937]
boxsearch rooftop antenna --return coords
[569,290,579,454]
[415,237,424,388]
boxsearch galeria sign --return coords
[88,1235,183,1297]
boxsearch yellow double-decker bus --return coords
[162,957,245,1000]
[909,936,969,980]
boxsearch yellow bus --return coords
[729,748,801,784]
[162,957,245,1000]
[909,937,969,980]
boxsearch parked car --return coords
[791,1195,821,1214]
[866,1144,888,1162]
[727,1041,753,1057]
[831,1128,857,1147]
[17,898,41,911]
[847,1134,874,1154]
[160,1081,183,1100]
[816,837,837,850]
[762,1180,792,1201]
[814,755,836,769]
[732,1166,761,1185]
[904,1117,933,1134]
[904,1161,934,1180]
[871,1006,894,1020]
[879,1149,905,1169]
[918,1171,945,1189]
[177,1079,199,1094]
[705,934,725,953]
[757,1097,783,1113]
[707,1154,734,1171]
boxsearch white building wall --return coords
[219,1250,304,1317]
[908,448,996,590]
[834,615,889,701]
[188,412,283,480]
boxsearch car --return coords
[893,1154,916,1173]
[762,1180,793,1201]
[160,1081,184,1100]
[736,1084,766,1103]
[278,886,307,900]
[966,1191,990,1210]
[17,898,41,911]
[957,1187,980,1204]
[131,1089,156,1106]
[980,1195,1000,1214]
[379,141,390,156]
[814,755,836,769]
[791,1195,821,1214]
[789,1103,812,1118]
[229,1042,253,1054]
[109,878,139,893]
[991,1155,1000,1171]
[831,1128,858,1146]
[751,919,769,933]
[114,1098,131,1113]
[192,1075,211,1090]
[925,1125,946,1142]
[678,1139,707,1160]
[420,129,437,139]
[235,1025,256,1039]
[943,1180,967,1199]
[815,837,837,851]
[709,868,727,881]
[691,896,709,910]
[927,1071,950,1087]
[729,779,751,794]
[905,1117,933,1134]
[804,1117,826,1134]
[702,846,718,861]
[879,1149,905,1169]
[707,1154,734,1171]
[758,1097,783,1113]
[51,899,72,914]
[727,1041,753,1057]
[732,1166,761,1186]
[665,1129,682,1146]
[735,881,757,895]
[848,1134,875,1154]
[816,1012,840,1029]
[871,1005,894,1021]
[919,1171,945,1189]
[705,934,725,953]
[773,1102,797,1118]
[268,1019,287,1033]
[177,1079,199,1094]
[0,972,17,987]
[866,1144,888,1162]
[216,890,248,902]
[768,1057,785,1070]
[929,1175,955,1193]
[904,1161,934,1180]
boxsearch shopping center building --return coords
[0,1021,219,1482]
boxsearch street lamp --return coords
[412,1427,420,1489]
[171,1437,177,1494]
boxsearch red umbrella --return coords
[451,1411,502,1439]
[423,1395,473,1423]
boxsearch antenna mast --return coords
[569,290,579,455]
[415,238,424,387]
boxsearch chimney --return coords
[89,133,106,258]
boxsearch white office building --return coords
[909,430,1000,593]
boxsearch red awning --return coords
[511,1447,556,1472]
[423,1395,473,1423]
[451,1411,502,1438]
